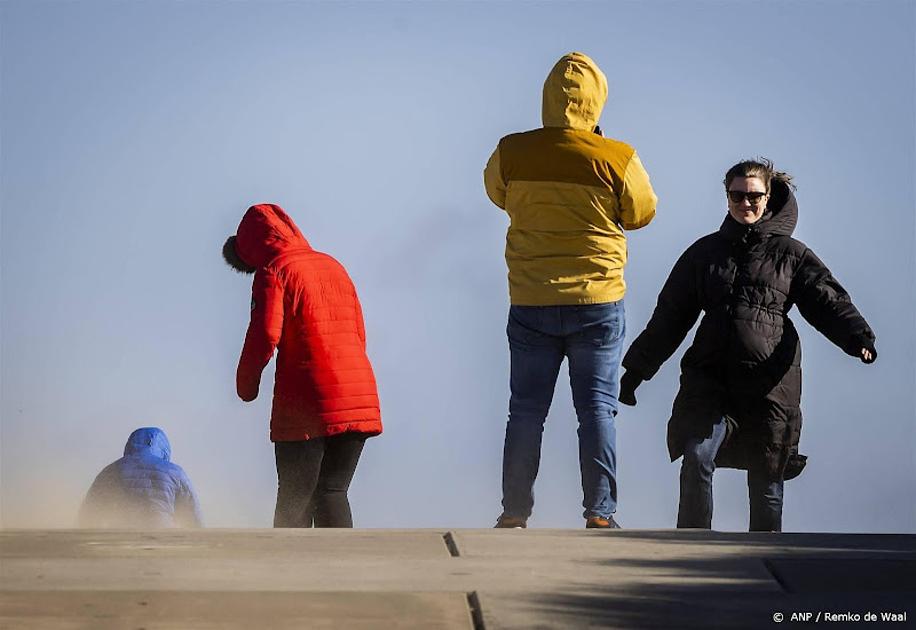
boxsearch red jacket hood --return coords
[235,204,311,268]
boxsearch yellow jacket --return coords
[484,52,657,305]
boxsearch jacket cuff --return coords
[846,331,876,355]
[621,362,649,382]
[236,375,260,402]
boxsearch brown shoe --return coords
[495,515,527,528]
[586,516,621,529]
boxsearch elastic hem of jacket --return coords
[270,422,382,442]
[510,289,626,306]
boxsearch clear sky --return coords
[1,0,913,532]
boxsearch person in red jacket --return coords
[223,203,382,528]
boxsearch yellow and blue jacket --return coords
[484,52,657,305]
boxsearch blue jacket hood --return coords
[123,427,171,461]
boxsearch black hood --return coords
[719,179,797,241]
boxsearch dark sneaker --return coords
[586,516,621,529]
[495,515,527,529]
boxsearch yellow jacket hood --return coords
[542,52,608,130]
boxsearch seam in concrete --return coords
[466,591,486,630]
[443,532,461,558]
[762,559,792,593]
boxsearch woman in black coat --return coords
[619,159,876,532]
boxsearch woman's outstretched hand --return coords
[860,345,877,364]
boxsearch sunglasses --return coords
[727,190,767,204]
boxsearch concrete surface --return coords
[1,528,913,629]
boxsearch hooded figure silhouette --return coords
[483,53,658,529]
[620,160,877,532]
[225,203,381,528]
[79,427,202,528]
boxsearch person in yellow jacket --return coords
[484,52,657,528]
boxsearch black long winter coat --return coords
[622,180,875,481]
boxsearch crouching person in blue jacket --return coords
[79,427,203,528]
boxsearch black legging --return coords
[273,433,367,528]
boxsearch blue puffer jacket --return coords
[79,427,203,528]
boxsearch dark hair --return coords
[222,236,255,274]
[723,158,795,193]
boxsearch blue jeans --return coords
[676,417,784,532]
[501,301,625,520]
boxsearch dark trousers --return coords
[273,433,367,528]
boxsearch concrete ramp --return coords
[2,529,913,629]
[0,591,473,629]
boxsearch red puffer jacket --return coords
[233,204,381,441]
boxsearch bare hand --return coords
[860,347,876,364]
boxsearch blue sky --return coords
[1,0,913,532]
